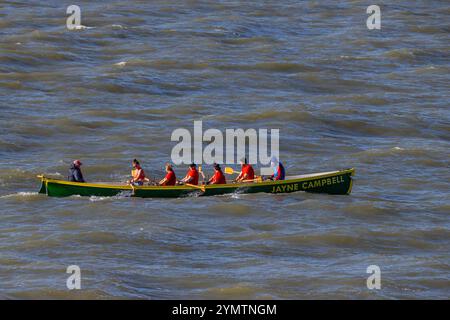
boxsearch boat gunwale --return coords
[38,168,355,191]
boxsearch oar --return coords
[198,165,208,184]
[145,177,158,186]
[240,176,263,183]
[185,183,206,192]
[224,167,240,175]
[128,182,136,195]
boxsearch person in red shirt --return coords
[207,163,226,185]
[235,158,255,183]
[159,163,177,186]
[127,159,148,186]
[178,163,199,185]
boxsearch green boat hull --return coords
[38,168,354,198]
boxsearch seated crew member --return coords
[178,163,199,185]
[159,163,177,186]
[127,159,148,186]
[235,157,255,183]
[207,163,226,185]
[68,160,85,183]
[268,156,285,181]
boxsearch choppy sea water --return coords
[0,1,449,299]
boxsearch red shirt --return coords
[241,164,255,180]
[186,168,199,185]
[210,170,226,184]
[162,170,176,186]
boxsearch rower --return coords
[267,156,285,181]
[235,157,255,183]
[128,159,148,186]
[207,163,226,185]
[178,163,199,185]
[159,163,177,186]
[68,160,85,183]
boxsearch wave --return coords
[433,204,450,213]
[344,202,398,216]
[407,227,450,240]
[220,36,277,45]
[384,48,416,60]
[0,81,24,90]
[9,288,112,300]
[216,109,313,123]
[321,118,422,137]
[0,70,62,81]
[80,81,170,95]
[0,168,36,181]
[278,233,362,247]
[277,228,445,251]
[58,231,120,244]
[354,146,435,160]
[216,62,318,73]
[414,65,448,75]
[409,25,447,34]
[0,192,40,199]
[89,191,133,202]
[37,117,118,132]
[384,48,449,64]
[0,50,76,70]
[111,24,126,30]
[111,59,210,70]
[331,94,390,106]
[204,284,260,299]
[0,139,33,152]
[208,203,254,216]
[80,108,163,121]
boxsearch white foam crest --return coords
[0,192,39,199]
[111,24,125,29]
[89,191,132,202]
[89,196,109,202]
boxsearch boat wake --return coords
[0,192,40,199]
[89,191,133,202]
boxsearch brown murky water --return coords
[0,1,449,299]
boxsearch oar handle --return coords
[239,176,263,183]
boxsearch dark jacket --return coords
[68,164,85,183]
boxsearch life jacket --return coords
[132,165,146,182]
[211,170,226,184]
[186,168,199,185]
[162,170,176,186]
[68,164,85,183]
[273,162,285,180]
[241,164,255,180]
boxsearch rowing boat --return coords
[38,169,355,198]
[37,168,354,198]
